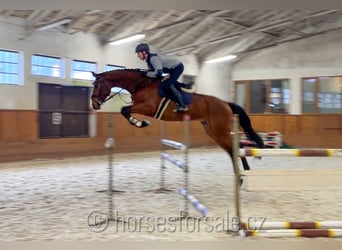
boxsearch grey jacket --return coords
[146,53,181,78]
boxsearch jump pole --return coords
[243,229,342,238]
[239,148,342,157]
[240,220,342,238]
[232,116,342,238]
[232,114,241,225]
[159,114,208,218]
[241,220,342,230]
[156,119,174,193]
[183,114,190,217]
[96,114,125,223]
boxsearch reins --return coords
[92,69,157,106]
[94,88,126,106]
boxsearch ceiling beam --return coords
[189,27,225,54]
[149,11,197,46]
[107,13,196,45]
[0,10,14,18]
[25,10,43,22]
[145,10,179,41]
[101,11,140,41]
[31,10,56,27]
[236,24,342,55]
[164,10,229,49]
[163,32,242,55]
[156,16,204,48]
[85,10,103,15]
[202,33,266,60]
[161,16,300,55]
[86,11,116,33]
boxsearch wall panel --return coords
[0,110,341,162]
[282,115,299,135]
[0,110,37,142]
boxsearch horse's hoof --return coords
[141,120,151,127]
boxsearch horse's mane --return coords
[97,68,158,92]
[95,68,147,81]
[105,68,145,74]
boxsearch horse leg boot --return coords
[121,106,151,128]
[168,84,188,112]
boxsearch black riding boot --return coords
[169,85,188,112]
[176,81,194,89]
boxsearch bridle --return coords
[91,71,156,106]
[91,77,122,106]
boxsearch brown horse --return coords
[90,69,262,171]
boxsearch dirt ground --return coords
[0,147,341,241]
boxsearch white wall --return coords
[0,20,223,111]
[232,32,342,114]
[3,18,340,115]
[196,62,233,102]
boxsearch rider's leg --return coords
[168,84,188,111]
[164,63,188,111]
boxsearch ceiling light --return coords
[36,18,72,31]
[109,34,146,45]
[205,55,237,63]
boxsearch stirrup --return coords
[184,82,194,89]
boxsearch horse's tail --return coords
[227,102,264,148]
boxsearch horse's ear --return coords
[91,71,97,77]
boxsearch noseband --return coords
[91,77,118,106]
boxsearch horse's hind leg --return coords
[201,119,251,171]
[240,157,250,170]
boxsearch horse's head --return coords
[90,69,155,110]
[90,71,112,110]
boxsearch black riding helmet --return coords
[135,43,150,53]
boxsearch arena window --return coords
[235,79,291,114]
[71,60,97,80]
[0,49,23,85]
[31,54,64,78]
[303,76,342,114]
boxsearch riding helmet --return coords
[135,43,150,53]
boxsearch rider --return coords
[135,43,189,112]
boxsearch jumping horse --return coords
[90,69,264,171]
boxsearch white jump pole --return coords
[239,148,342,157]
[97,114,125,223]
[159,114,208,218]
[232,114,242,230]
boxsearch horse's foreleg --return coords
[121,106,151,128]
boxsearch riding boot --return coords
[169,84,188,112]
[176,81,194,89]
